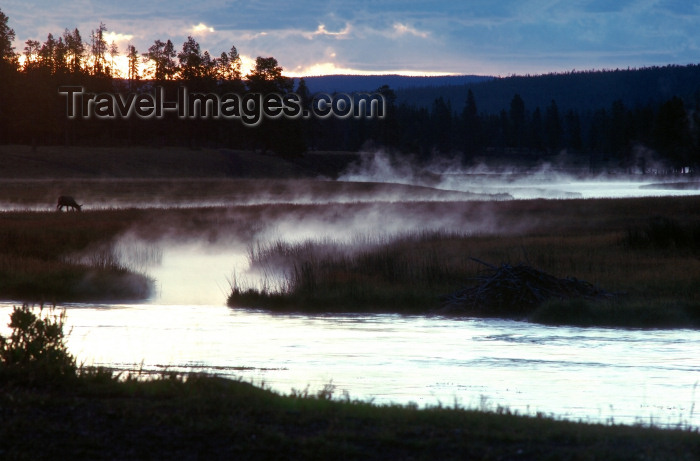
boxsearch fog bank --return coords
[338,150,700,199]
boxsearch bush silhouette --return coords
[0,304,77,383]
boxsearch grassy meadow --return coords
[4,366,699,460]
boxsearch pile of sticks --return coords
[440,258,614,317]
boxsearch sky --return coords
[2,0,699,77]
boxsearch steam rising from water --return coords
[338,150,700,199]
[110,206,490,305]
[87,152,698,305]
[4,151,698,304]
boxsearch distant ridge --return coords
[295,65,700,114]
[296,74,493,94]
[394,64,700,113]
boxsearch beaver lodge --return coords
[439,259,615,318]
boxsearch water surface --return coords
[1,302,697,428]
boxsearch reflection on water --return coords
[1,302,697,428]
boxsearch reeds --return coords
[2,186,700,324]
[228,215,700,326]
[228,230,477,312]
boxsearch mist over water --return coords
[147,243,247,305]
[84,150,698,306]
[1,150,698,213]
[338,150,700,199]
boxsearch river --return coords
[1,298,698,428]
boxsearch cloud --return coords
[391,23,429,38]
[304,23,352,39]
[191,22,215,36]
[103,31,133,45]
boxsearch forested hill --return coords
[395,64,700,114]
[299,74,492,94]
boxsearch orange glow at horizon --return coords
[17,53,456,82]
[283,61,457,78]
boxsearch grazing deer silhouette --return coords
[56,195,82,212]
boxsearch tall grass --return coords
[230,230,497,312]
[2,191,700,323]
[228,225,700,326]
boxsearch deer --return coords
[56,195,82,212]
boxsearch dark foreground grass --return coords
[2,371,700,460]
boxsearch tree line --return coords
[0,9,698,172]
[0,12,324,155]
[382,88,700,173]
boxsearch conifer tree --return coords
[90,22,108,76]
[63,28,85,74]
[0,8,17,67]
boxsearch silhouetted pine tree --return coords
[461,89,482,163]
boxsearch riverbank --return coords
[0,179,485,303]
[0,209,153,302]
[1,303,696,460]
[0,147,698,457]
[2,370,698,460]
